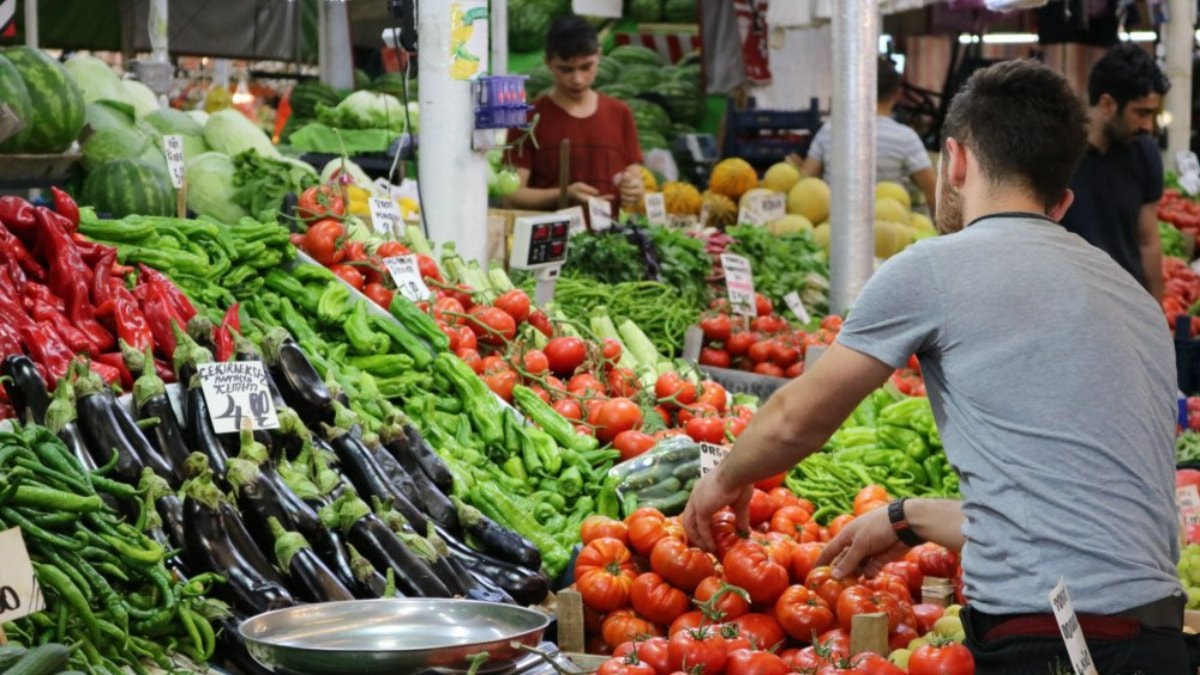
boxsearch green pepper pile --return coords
[1179,431,1200,464]
[787,391,959,523]
[0,425,223,673]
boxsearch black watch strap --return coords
[888,498,924,547]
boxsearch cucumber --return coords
[621,463,673,491]
[0,645,28,671]
[683,477,698,492]
[636,477,683,500]
[638,490,690,515]
[4,644,70,675]
[672,459,701,480]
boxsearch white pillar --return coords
[148,0,168,63]
[1165,0,1195,170]
[419,1,490,265]
[23,0,36,48]
[319,0,355,90]
[829,0,878,314]
[491,0,508,75]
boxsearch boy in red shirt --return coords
[504,16,644,211]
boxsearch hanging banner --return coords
[450,1,489,81]
[0,0,15,38]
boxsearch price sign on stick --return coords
[558,206,587,237]
[1049,579,1098,675]
[198,361,281,434]
[760,193,786,221]
[0,528,44,624]
[699,442,730,476]
[720,253,757,317]
[785,291,811,325]
[644,193,668,227]
[384,255,432,302]
[370,197,404,237]
[163,135,186,189]
[588,196,614,232]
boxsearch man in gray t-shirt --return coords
[683,60,1191,673]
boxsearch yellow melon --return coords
[641,166,659,192]
[787,177,831,225]
[874,220,916,259]
[876,181,911,210]
[702,190,738,228]
[709,158,759,200]
[911,213,933,232]
[767,214,813,236]
[663,181,702,215]
[875,197,911,225]
[762,161,802,193]
[812,222,831,251]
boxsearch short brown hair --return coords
[942,59,1087,209]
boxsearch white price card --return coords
[163,135,186,189]
[588,196,614,232]
[699,202,713,228]
[1177,485,1200,529]
[1182,174,1200,198]
[760,192,786,221]
[1178,151,1200,178]
[384,254,433,302]
[644,193,668,227]
[720,253,757,317]
[198,361,281,434]
[698,442,730,477]
[785,291,811,325]
[572,0,622,17]
[557,206,587,237]
[0,528,45,622]
[370,197,404,236]
[1048,579,1098,675]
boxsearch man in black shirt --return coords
[1061,44,1169,300]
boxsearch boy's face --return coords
[547,53,600,100]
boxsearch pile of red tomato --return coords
[575,487,971,674]
[1163,256,1200,336]
[696,295,842,379]
[1158,189,1200,238]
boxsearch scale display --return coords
[510,215,571,270]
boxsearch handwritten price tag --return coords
[1049,579,1098,675]
[644,193,668,227]
[557,206,587,237]
[720,253,757,317]
[197,361,281,435]
[699,442,730,477]
[369,197,403,236]
[785,291,811,325]
[0,528,44,622]
[588,196,614,232]
[1178,485,1200,530]
[384,255,432,302]
[760,192,786,221]
[163,135,186,189]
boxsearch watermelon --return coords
[627,98,671,137]
[83,158,175,217]
[598,84,637,101]
[290,81,342,119]
[368,72,414,99]
[663,0,697,23]
[638,130,669,151]
[354,69,371,90]
[677,51,702,68]
[619,65,662,91]
[525,64,554,96]
[656,79,703,123]
[2,47,85,153]
[509,0,552,53]
[607,45,663,68]
[630,0,663,22]
[593,57,622,88]
[0,54,33,153]
[669,122,696,140]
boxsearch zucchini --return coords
[636,477,683,500]
[4,644,70,675]
[0,645,28,671]
[672,459,701,480]
[638,490,690,515]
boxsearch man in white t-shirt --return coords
[796,58,936,214]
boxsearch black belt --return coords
[969,594,1184,643]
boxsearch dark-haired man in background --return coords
[504,16,644,211]
[682,58,1189,673]
[1061,43,1170,300]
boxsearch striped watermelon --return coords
[0,54,32,153]
[2,47,85,154]
[82,158,175,218]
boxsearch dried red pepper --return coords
[21,322,76,384]
[50,187,80,232]
[140,280,181,361]
[109,281,154,355]
[212,303,241,362]
[0,221,46,283]
[91,249,117,311]
[0,196,35,233]
[0,323,22,358]
[35,208,112,354]
[138,264,197,322]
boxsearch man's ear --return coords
[1048,189,1075,222]
[1097,93,1118,120]
[944,137,969,190]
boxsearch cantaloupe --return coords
[875,197,911,225]
[663,181,702,215]
[874,220,917,259]
[702,191,738,228]
[876,181,911,210]
[787,177,831,224]
[812,222,830,251]
[709,158,758,200]
[762,161,801,193]
[768,214,813,236]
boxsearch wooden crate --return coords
[487,208,547,266]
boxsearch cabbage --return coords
[82,126,149,171]
[84,101,140,135]
[320,157,373,189]
[185,152,248,223]
[142,108,204,137]
[64,55,126,105]
[204,109,279,158]
[316,91,409,133]
[123,80,160,117]
[186,110,209,126]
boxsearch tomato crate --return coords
[683,325,790,402]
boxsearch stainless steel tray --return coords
[239,599,552,674]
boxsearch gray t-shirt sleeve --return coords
[836,245,941,369]
[901,127,932,174]
[808,122,831,162]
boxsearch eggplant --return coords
[234,333,288,410]
[269,406,310,461]
[439,527,549,606]
[74,369,146,484]
[183,375,229,482]
[2,355,50,425]
[337,496,449,598]
[268,518,355,603]
[113,397,178,483]
[452,496,541,570]
[371,442,459,534]
[262,329,334,425]
[328,427,429,533]
[425,527,513,604]
[44,374,98,473]
[132,364,190,485]
[142,470,188,557]
[348,544,402,599]
[182,468,294,615]
[398,423,454,494]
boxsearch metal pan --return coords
[239,599,553,674]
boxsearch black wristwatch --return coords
[888,498,924,547]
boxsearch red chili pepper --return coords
[0,283,31,329]
[0,196,35,233]
[89,359,121,387]
[154,358,176,384]
[91,248,117,311]
[109,281,154,355]
[22,282,65,313]
[94,352,133,390]
[20,322,76,384]
[0,221,46,283]
[0,322,22,358]
[0,403,15,420]
[137,264,197,322]
[139,281,180,361]
[73,236,112,268]
[212,303,241,363]
[36,208,112,354]
[50,187,80,232]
